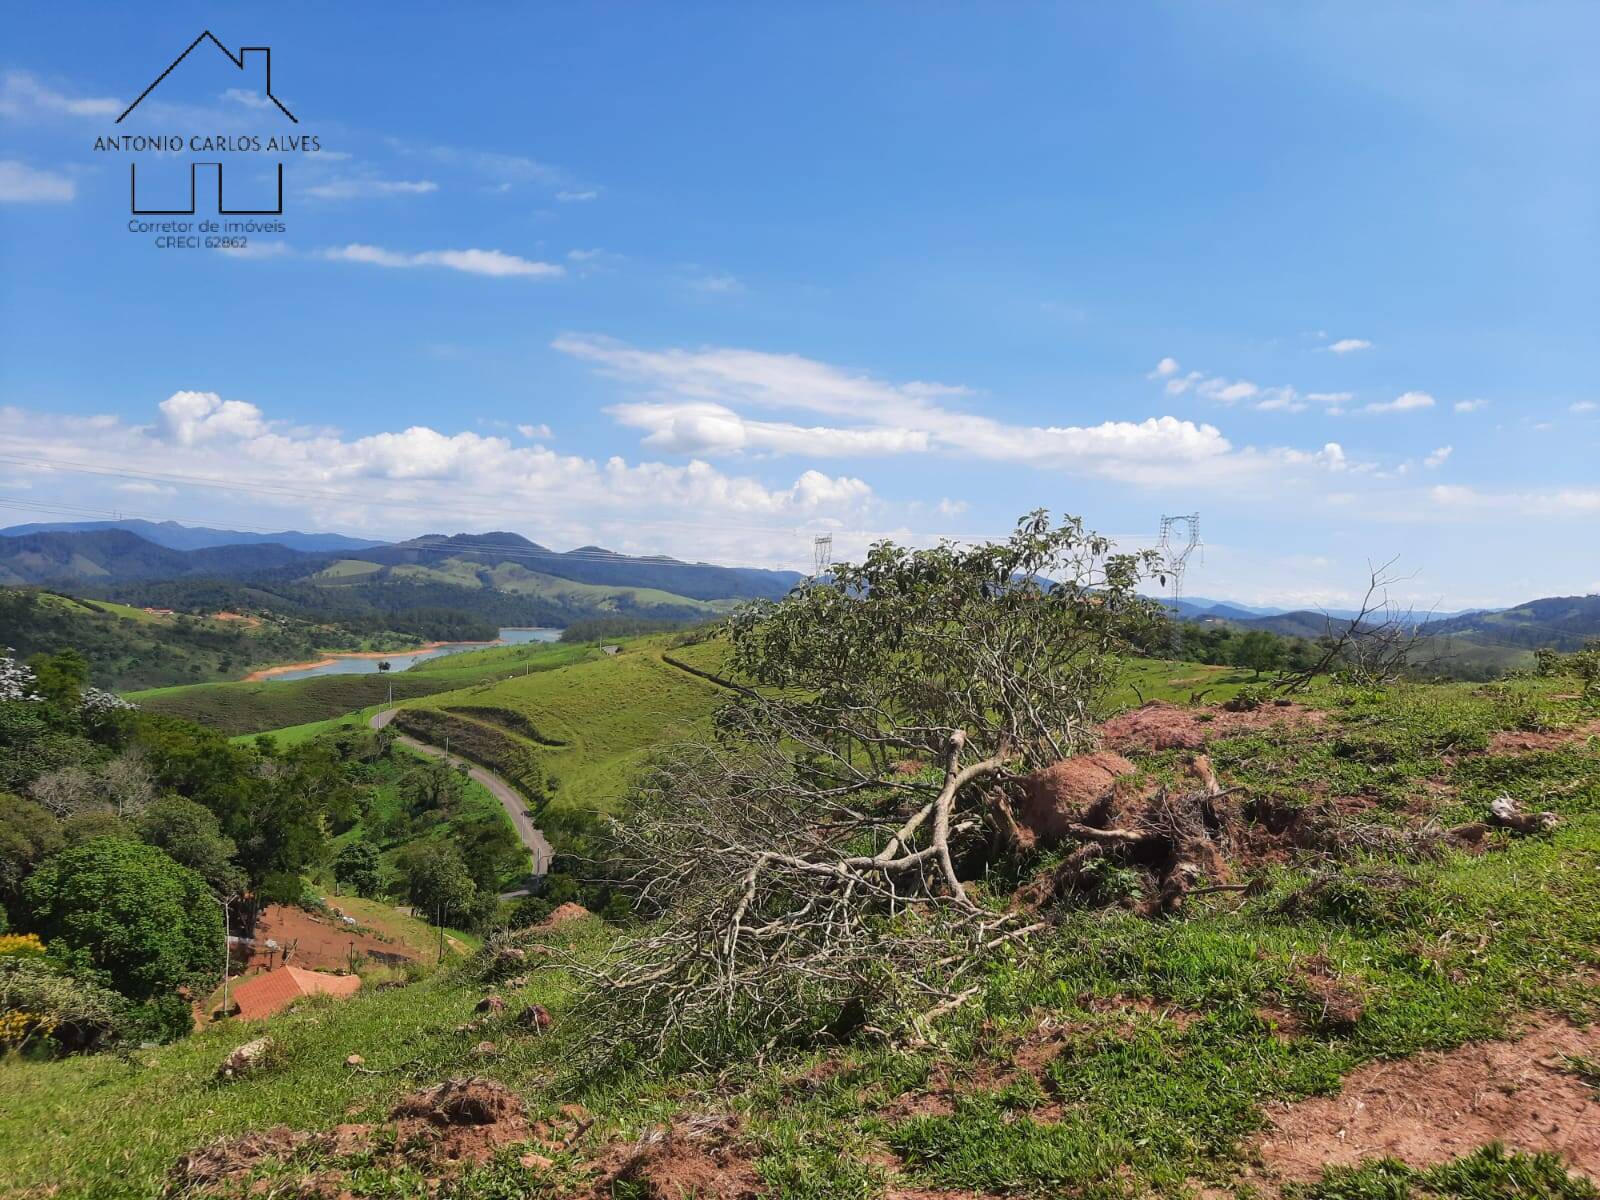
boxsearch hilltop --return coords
[3,666,1597,1197]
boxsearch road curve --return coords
[370,708,553,880]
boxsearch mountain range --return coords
[0,523,1594,659]
[0,518,385,554]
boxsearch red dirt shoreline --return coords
[242,638,503,682]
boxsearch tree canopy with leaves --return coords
[583,512,1164,1066]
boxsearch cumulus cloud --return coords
[1327,338,1373,354]
[157,391,268,446]
[558,335,1374,488]
[0,396,879,570]
[323,244,563,278]
[1425,445,1452,468]
[1364,391,1435,414]
[1148,357,1180,379]
[304,179,439,200]
[1570,401,1598,414]
[0,160,74,203]
[1454,398,1489,413]
[0,71,120,119]
[517,423,553,439]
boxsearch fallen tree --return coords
[573,512,1165,1067]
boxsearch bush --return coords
[21,838,223,1002]
[0,956,126,1054]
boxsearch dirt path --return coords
[370,708,553,884]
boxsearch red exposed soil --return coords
[388,1077,532,1164]
[1255,1017,1600,1183]
[1011,752,1139,850]
[172,1078,535,1195]
[1488,719,1600,754]
[590,1114,762,1199]
[535,901,593,930]
[242,904,417,974]
[1100,701,1324,753]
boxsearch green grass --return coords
[396,635,733,818]
[484,563,734,615]
[3,677,1599,1197]
[130,639,598,736]
[1292,1144,1597,1200]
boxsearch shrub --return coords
[21,838,223,1002]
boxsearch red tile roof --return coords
[231,965,362,1020]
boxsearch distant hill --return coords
[380,532,802,601]
[0,518,385,554]
[0,529,309,585]
[1421,594,1600,652]
[0,524,801,634]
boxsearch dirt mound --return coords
[389,1077,531,1164]
[536,902,592,930]
[172,1127,317,1189]
[594,1114,761,1199]
[1100,701,1323,753]
[1010,752,1138,849]
[1256,1017,1600,1183]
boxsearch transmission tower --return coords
[1156,513,1201,603]
[812,534,833,577]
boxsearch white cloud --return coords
[0,71,120,119]
[517,423,553,439]
[610,401,932,457]
[1430,484,1600,517]
[1148,357,1180,379]
[1307,391,1354,406]
[1198,378,1259,404]
[220,88,273,111]
[304,179,439,200]
[1327,338,1373,354]
[0,397,879,571]
[556,189,599,202]
[1570,401,1598,414]
[1454,398,1489,413]
[0,160,74,203]
[1364,391,1435,414]
[1164,371,1202,396]
[1424,445,1452,468]
[935,498,969,517]
[323,244,563,278]
[558,335,1372,488]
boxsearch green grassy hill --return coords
[392,635,734,818]
[4,673,1597,1198]
[129,638,600,736]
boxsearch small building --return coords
[230,966,361,1020]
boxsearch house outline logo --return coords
[119,31,296,216]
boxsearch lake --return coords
[262,627,561,682]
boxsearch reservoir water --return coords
[262,627,561,682]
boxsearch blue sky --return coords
[1,3,1596,608]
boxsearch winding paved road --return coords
[370,708,552,881]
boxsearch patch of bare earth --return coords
[589,1114,762,1199]
[1488,719,1600,755]
[1254,1017,1600,1184]
[171,1077,535,1196]
[1100,701,1324,754]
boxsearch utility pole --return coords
[217,893,233,1018]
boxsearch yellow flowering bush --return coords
[0,933,46,958]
